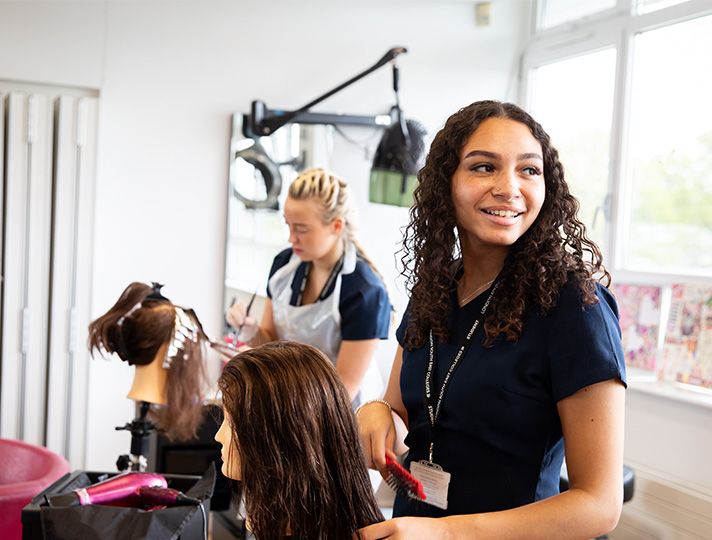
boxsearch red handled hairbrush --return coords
[385,455,426,501]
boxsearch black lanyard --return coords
[423,280,499,462]
[295,253,345,306]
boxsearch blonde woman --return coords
[227,168,391,407]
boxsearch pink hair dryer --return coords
[47,472,167,507]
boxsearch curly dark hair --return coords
[401,100,609,350]
[218,341,383,540]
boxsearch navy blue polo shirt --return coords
[394,280,626,517]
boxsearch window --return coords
[538,0,617,29]
[636,0,690,15]
[522,0,712,392]
[529,48,617,252]
[626,14,712,274]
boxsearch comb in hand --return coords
[384,455,426,501]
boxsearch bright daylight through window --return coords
[524,0,712,392]
[529,48,616,255]
[627,14,712,274]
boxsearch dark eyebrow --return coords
[462,150,543,162]
[462,150,498,160]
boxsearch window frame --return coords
[520,1,712,398]
[520,0,712,286]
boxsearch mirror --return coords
[222,113,334,340]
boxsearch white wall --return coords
[3,6,712,537]
[615,383,712,538]
[0,0,530,470]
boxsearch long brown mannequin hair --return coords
[217,341,383,540]
[87,282,208,441]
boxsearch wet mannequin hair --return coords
[401,100,609,350]
[289,167,388,287]
[217,341,383,540]
[87,282,208,441]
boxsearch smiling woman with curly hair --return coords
[402,100,608,349]
[355,100,627,540]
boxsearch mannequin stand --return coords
[115,401,157,472]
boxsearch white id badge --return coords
[410,460,451,510]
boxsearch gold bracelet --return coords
[355,398,393,417]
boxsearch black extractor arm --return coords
[248,47,407,137]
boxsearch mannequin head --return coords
[215,341,383,540]
[87,282,209,441]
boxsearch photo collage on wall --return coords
[611,283,662,372]
[660,284,712,389]
[612,283,712,391]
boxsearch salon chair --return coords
[560,463,635,539]
[0,438,71,540]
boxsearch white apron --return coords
[269,241,383,406]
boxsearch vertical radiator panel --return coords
[0,91,53,445]
[0,91,6,396]
[69,96,97,469]
[0,93,5,396]
[0,92,24,439]
[45,95,97,467]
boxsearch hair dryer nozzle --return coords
[137,486,202,508]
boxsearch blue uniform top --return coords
[267,248,391,341]
[394,278,626,517]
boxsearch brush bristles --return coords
[385,456,426,501]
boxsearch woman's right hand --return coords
[356,401,398,478]
[226,300,259,342]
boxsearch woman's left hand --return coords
[354,517,445,540]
